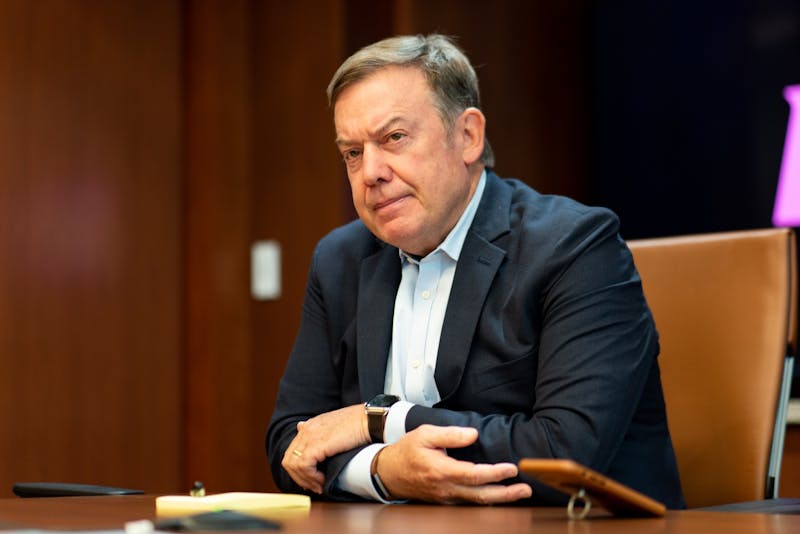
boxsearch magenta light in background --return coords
[773,84,800,227]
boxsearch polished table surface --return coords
[0,495,798,533]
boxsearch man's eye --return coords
[388,132,405,142]
[343,149,361,161]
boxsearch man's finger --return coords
[286,466,324,494]
[452,482,533,505]
[415,425,479,449]
[441,461,519,486]
[282,449,325,494]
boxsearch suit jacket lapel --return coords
[357,244,401,400]
[435,171,512,401]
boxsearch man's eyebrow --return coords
[334,136,353,148]
[335,116,407,147]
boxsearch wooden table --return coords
[0,495,798,533]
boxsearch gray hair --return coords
[327,34,494,168]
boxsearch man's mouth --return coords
[373,195,409,211]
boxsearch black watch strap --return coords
[367,411,387,443]
[365,394,400,443]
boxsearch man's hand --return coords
[281,404,369,494]
[376,424,532,504]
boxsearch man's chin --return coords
[373,226,420,252]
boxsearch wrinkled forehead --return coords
[333,66,436,134]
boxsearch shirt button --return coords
[421,290,431,300]
[411,360,421,369]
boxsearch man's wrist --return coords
[334,444,385,501]
[370,446,394,501]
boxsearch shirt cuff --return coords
[384,400,413,443]
[336,443,389,502]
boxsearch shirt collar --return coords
[399,169,487,264]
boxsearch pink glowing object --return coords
[773,85,800,227]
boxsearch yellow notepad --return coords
[156,492,311,519]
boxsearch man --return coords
[266,34,685,508]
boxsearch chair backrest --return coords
[627,228,797,508]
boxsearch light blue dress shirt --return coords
[338,171,487,501]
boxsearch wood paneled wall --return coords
[182,0,257,492]
[1,0,796,500]
[0,0,182,494]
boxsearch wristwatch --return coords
[365,393,400,443]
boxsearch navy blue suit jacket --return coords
[267,170,685,509]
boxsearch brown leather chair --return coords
[628,228,797,508]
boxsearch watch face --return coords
[367,393,400,408]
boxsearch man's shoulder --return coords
[502,176,609,216]
[485,171,619,240]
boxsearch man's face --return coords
[333,66,481,256]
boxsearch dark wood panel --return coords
[0,0,182,495]
[183,0,256,492]
[781,425,800,497]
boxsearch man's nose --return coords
[361,143,390,185]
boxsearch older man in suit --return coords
[266,34,685,509]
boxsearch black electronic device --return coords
[12,482,144,498]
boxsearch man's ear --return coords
[458,107,487,165]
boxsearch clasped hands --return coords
[281,404,532,504]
